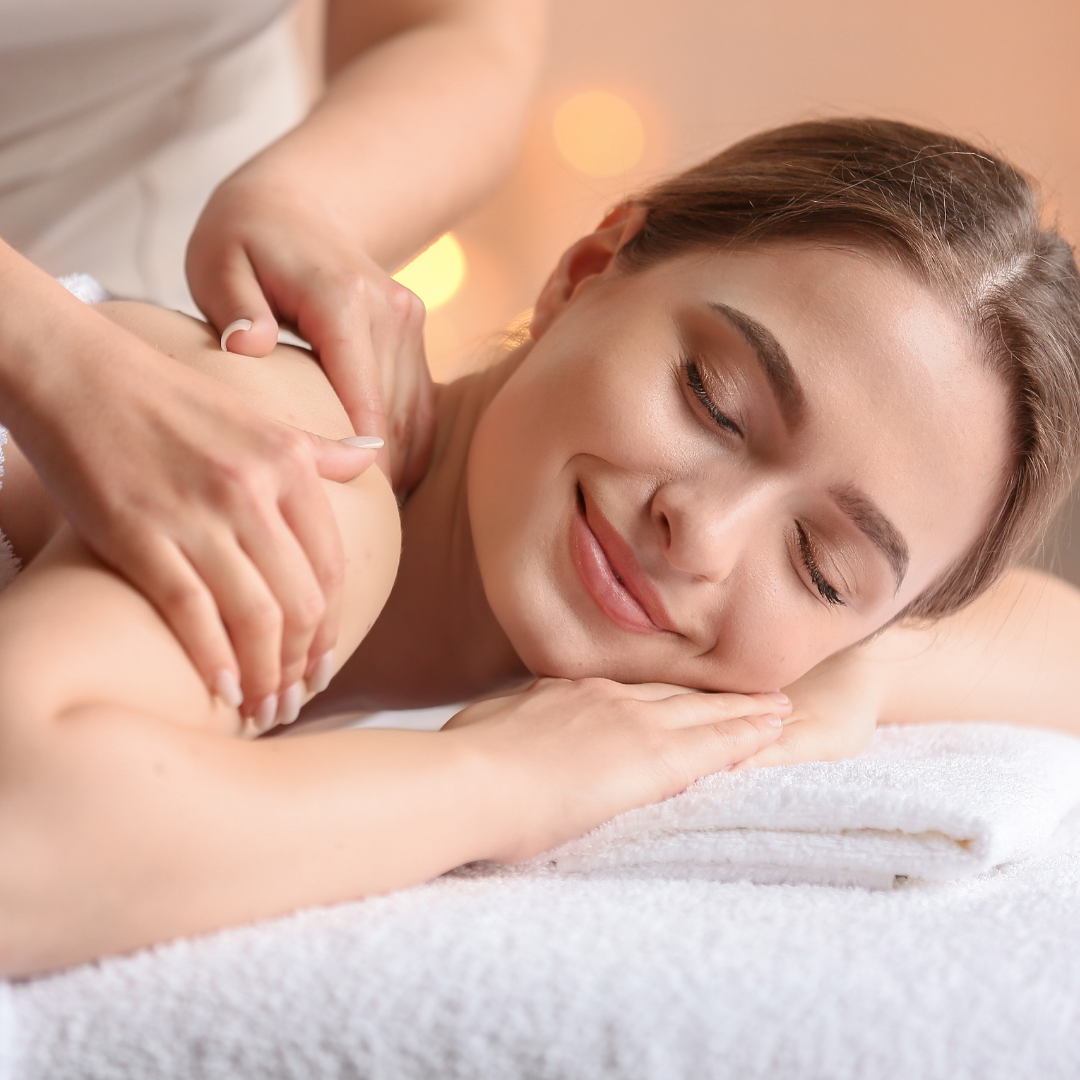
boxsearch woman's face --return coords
[466,235,1009,692]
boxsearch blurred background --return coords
[313,0,1080,380]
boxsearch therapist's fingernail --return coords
[340,435,384,449]
[213,669,243,710]
[767,692,790,706]
[276,682,303,726]
[306,650,335,695]
[220,318,253,352]
[764,713,783,728]
[253,694,278,734]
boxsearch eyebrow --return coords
[706,302,806,430]
[830,484,910,592]
[704,301,909,592]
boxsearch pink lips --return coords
[570,488,676,635]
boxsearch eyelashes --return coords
[796,523,843,606]
[682,353,844,608]
[684,356,743,437]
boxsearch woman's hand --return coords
[442,677,789,861]
[187,170,437,494]
[732,645,885,771]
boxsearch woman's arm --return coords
[186,0,548,488]
[0,679,783,976]
[738,566,1080,768]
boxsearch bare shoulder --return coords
[94,301,354,440]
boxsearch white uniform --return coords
[0,0,305,312]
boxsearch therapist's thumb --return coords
[308,433,384,482]
[187,240,280,358]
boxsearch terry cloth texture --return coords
[530,721,1080,888]
[7,717,1080,1079]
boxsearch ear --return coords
[530,203,648,341]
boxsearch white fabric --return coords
[8,718,1080,1079]
[0,0,303,313]
[532,721,1080,888]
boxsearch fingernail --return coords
[213,669,243,710]
[340,435,384,449]
[306,650,335,695]
[220,318,253,352]
[253,693,279,733]
[276,682,303,726]
[764,713,783,728]
[767,692,790,705]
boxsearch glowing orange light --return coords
[553,91,645,177]
[394,233,467,311]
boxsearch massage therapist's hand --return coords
[442,678,789,862]
[731,645,883,771]
[5,276,380,723]
[187,174,437,494]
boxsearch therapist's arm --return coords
[187,0,547,491]
[737,566,1080,769]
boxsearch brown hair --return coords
[618,117,1080,619]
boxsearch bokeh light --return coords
[553,91,645,177]
[394,233,467,311]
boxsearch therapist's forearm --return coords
[251,0,546,270]
[0,240,142,428]
[861,567,1080,733]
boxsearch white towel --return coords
[10,719,1080,1079]
[526,722,1080,888]
[11,772,1080,1079]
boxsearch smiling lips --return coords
[570,487,677,635]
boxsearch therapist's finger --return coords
[184,529,289,730]
[118,534,243,711]
[300,275,386,429]
[383,297,437,493]
[188,238,280,358]
[236,506,326,707]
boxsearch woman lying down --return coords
[2,118,1080,975]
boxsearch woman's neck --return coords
[315,347,533,713]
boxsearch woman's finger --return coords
[117,534,242,709]
[653,689,792,728]
[670,713,785,782]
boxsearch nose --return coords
[650,479,766,583]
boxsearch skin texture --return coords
[0,228,1077,974]
[326,216,1010,709]
[0,0,546,733]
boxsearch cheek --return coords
[697,582,868,693]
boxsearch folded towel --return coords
[526,722,1080,888]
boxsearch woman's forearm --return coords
[256,0,546,269]
[866,567,1080,732]
[0,711,503,976]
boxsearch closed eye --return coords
[684,356,743,438]
[795,522,844,606]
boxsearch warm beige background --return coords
[416,0,1080,378]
